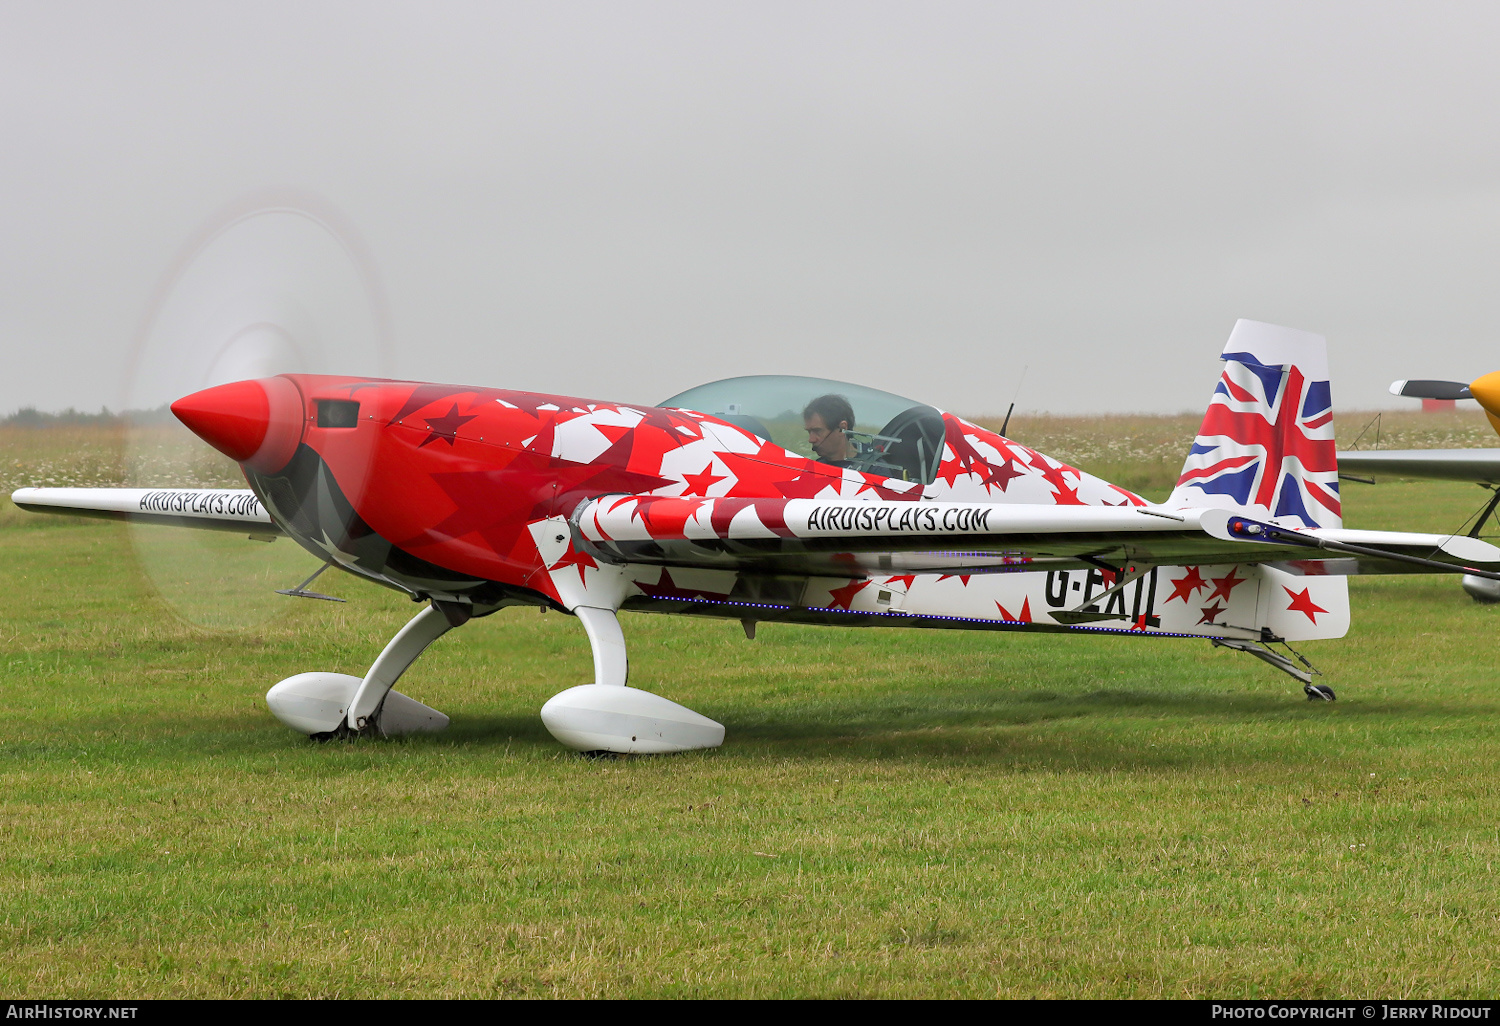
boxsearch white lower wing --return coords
[574,495,1500,578]
[11,487,282,535]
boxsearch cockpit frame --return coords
[659,374,946,485]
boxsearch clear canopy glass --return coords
[659,374,944,484]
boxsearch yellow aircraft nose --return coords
[1469,370,1500,434]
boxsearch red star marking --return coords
[885,574,918,590]
[593,423,633,446]
[387,384,478,425]
[393,450,673,575]
[935,456,968,488]
[937,573,973,586]
[1166,567,1208,604]
[1208,567,1248,603]
[680,463,727,497]
[418,403,478,448]
[934,418,1044,495]
[634,568,729,601]
[1283,586,1329,623]
[1051,480,1082,505]
[1197,602,1226,625]
[1131,614,1152,631]
[1034,458,1085,505]
[770,472,842,500]
[827,579,871,609]
[854,478,924,501]
[551,546,597,586]
[995,596,1033,622]
[981,457,1026,493]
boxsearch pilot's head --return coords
[803,394,856,462]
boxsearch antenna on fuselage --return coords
[999,364,1029,437]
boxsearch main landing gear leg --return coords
[265,602,455,738]
[539,605,724,755]
[1461,488,1500,603]
[345,604,455,734]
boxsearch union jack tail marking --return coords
[1169,320,1340,529]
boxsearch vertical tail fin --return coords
[1169,320,1340,529]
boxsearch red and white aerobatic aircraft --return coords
[14,320,1500,754]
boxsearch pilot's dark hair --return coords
[803,394,854,432]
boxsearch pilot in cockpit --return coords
[803,394,859,469]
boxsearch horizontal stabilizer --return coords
[11,487,282,535]
[1197,508,1500,577]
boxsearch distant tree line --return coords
[1,405,176,427]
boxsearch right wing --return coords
[573,495,1500,579]
[1337,449,1500,485]
[11,487,282,536]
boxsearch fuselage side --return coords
[240,374,1346,643]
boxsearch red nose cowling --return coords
[171,376,304,474]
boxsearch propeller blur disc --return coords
[123,196,393,630]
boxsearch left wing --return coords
[11,487,282,536]
[1337,449,1500,485]
[573,495,1500,579]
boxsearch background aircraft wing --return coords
[1337,449,1500,485]
[573,495,1500,579]
[11,487,283,535]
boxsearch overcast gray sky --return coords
[5,1,1500,418]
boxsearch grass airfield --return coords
[4,417,1500,997]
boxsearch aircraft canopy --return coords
[660,374,945,484]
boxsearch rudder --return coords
[1169,320,1340,529]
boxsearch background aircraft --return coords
[14,321,1500,754]
[1338,372,1500,602]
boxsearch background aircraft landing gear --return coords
[1304,683,1337,701]
[1462,573,1500,604]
